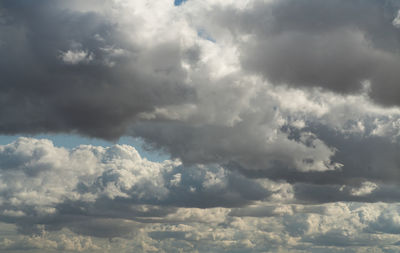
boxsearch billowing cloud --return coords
[0,138,399,252]
[0,0,193,139]
[0,138,275,237]
[2,0,400,251]
[225,0,400,106]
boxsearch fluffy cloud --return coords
[0,138,399,252]
[219,0,400,106]
[2,0,400,251]
[1,0,399,185]
[393,10,400,28]
[60,50,93,65]
[0,0,193,139]
[0,138,274,236]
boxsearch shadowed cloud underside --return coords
[1,0,400,252]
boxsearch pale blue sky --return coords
[174,0,187,6]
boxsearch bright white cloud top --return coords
[1,0,400,252]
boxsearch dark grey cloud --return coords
[1,0,400,195]
[131,111,338,172]
[218,0,400,106]
[0,0,193,139]
[3,1,400,251]
[127,109,400,207]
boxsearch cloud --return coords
[0,138,398,249]
[0,0,193,139]
[2,0,400,251]
[1,0,399,187]
[214,0,400,106]
[0,138,400,251]
[393,10,400,28]
[350,181,379,197]
[60,50,93,65]
[0,137,275,238]
[0,224,100,252]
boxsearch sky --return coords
[2,0,400,252]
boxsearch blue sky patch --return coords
[197,29,216,43]
[174,0,188,6]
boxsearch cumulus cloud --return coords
[214,0,400,106]
[2,0,400,251]
[0,0,193,139]
[0,138,399,252]
[0,138,398,252]
[0,138,275,237]
[1,0,399,185]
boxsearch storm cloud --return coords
[233,0,400,105]
[2,0,400,252]
[0,0,193,139]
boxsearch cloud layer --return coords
[0,138,398,252]
[2,0,400,251]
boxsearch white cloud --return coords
[393,10,400,28]
[351,182,379,197]
[169,173,182,187]
[2,0,400,251]
[0,137,177,216]
[60,50,93,64]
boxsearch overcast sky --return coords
[1,0,400,252]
